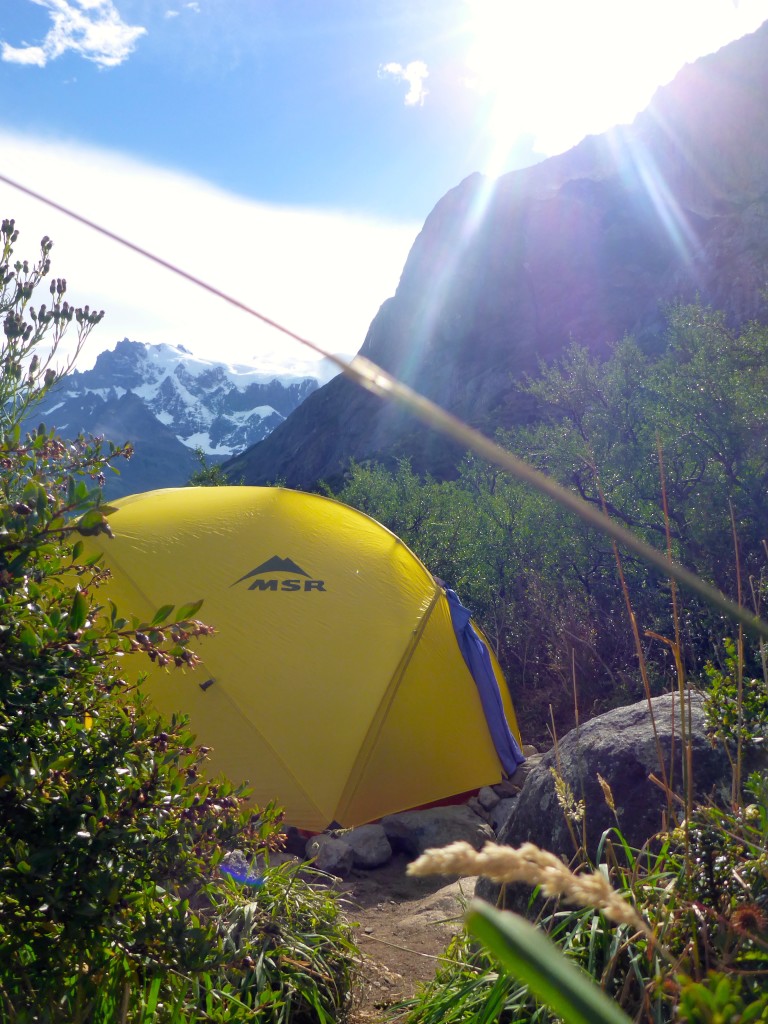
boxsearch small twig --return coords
[729,500,745,804]
[357,933,466,964]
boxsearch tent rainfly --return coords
[85,486,524,831]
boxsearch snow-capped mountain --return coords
[33,339,318,497]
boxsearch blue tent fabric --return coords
[445,588,525,775]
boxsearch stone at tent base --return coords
[225,792,517,884]
[381,804,494,857]
[490,796,518,833]
[300,800,512,875]
[476,692,734,913]
[466,795,491,821]
[282,825,311,857]
[338,823,393,868]
[477,786,501,811]
[305,834,356,877]
[493,754,544,797]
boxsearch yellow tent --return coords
[86,486,523,830]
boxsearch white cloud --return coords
[1,0,146,69]
[1,43,47,66]
[0,131,418,381]
[379,60,429,106]
[164,2,199,17]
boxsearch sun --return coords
[462,0,768,172]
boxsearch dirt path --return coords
[336,853,476,1023]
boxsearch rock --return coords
[476,692,731,910]
[477,786,501,811]
[466,795,491,820]
[341,824,393,869]
[264,851,303,869]
[490,797,518,834]
[220,849,261,884]
[395,878,477,934]
[220,848,299,885]
[494,755,544,796]
[501,692,729,859]
[305,834,355,877]
[381,804,494,857]
[283,826,312,857]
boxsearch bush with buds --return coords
[0,223,355,1022]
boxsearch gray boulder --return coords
[382,804,494,856]
[477,692,731,909]
[490,797,518,833]
[305,834,356,877]
[342,824,393,868]
[477,786,501,811]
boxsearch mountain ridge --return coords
[35,339,318,497]
[226,21,768,490]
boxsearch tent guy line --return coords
[2,170,766,642]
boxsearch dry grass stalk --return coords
[592,458,671,809]
[550,768,586,825]
[597,772,616,814]
[407,841,645,931]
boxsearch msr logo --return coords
[232,556,326,593]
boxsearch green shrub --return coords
[0,219,357,1022]
[332,304,768,743]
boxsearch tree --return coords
[187,445,232,486]
[332,305,768,740]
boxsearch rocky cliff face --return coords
[226,21,768,490]
[35,339,317,497]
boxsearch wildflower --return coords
[407,840,645,931]
[729,903,767,936]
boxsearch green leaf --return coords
[71,480,91,505]
[143,975,162,1016]
[76,509,107,535]
[176,599,204,621]
[20,625,38,653]
[22,480,44,505]
[69,590,88,631]
[151,604,175,627]
[48,755,74,771]
[742,1000,768,1024]
[466,900,632,1024]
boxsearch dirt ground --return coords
[334,853,476,1023]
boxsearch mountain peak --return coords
[36,339,319,497]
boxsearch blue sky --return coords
[1,0,767,379]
